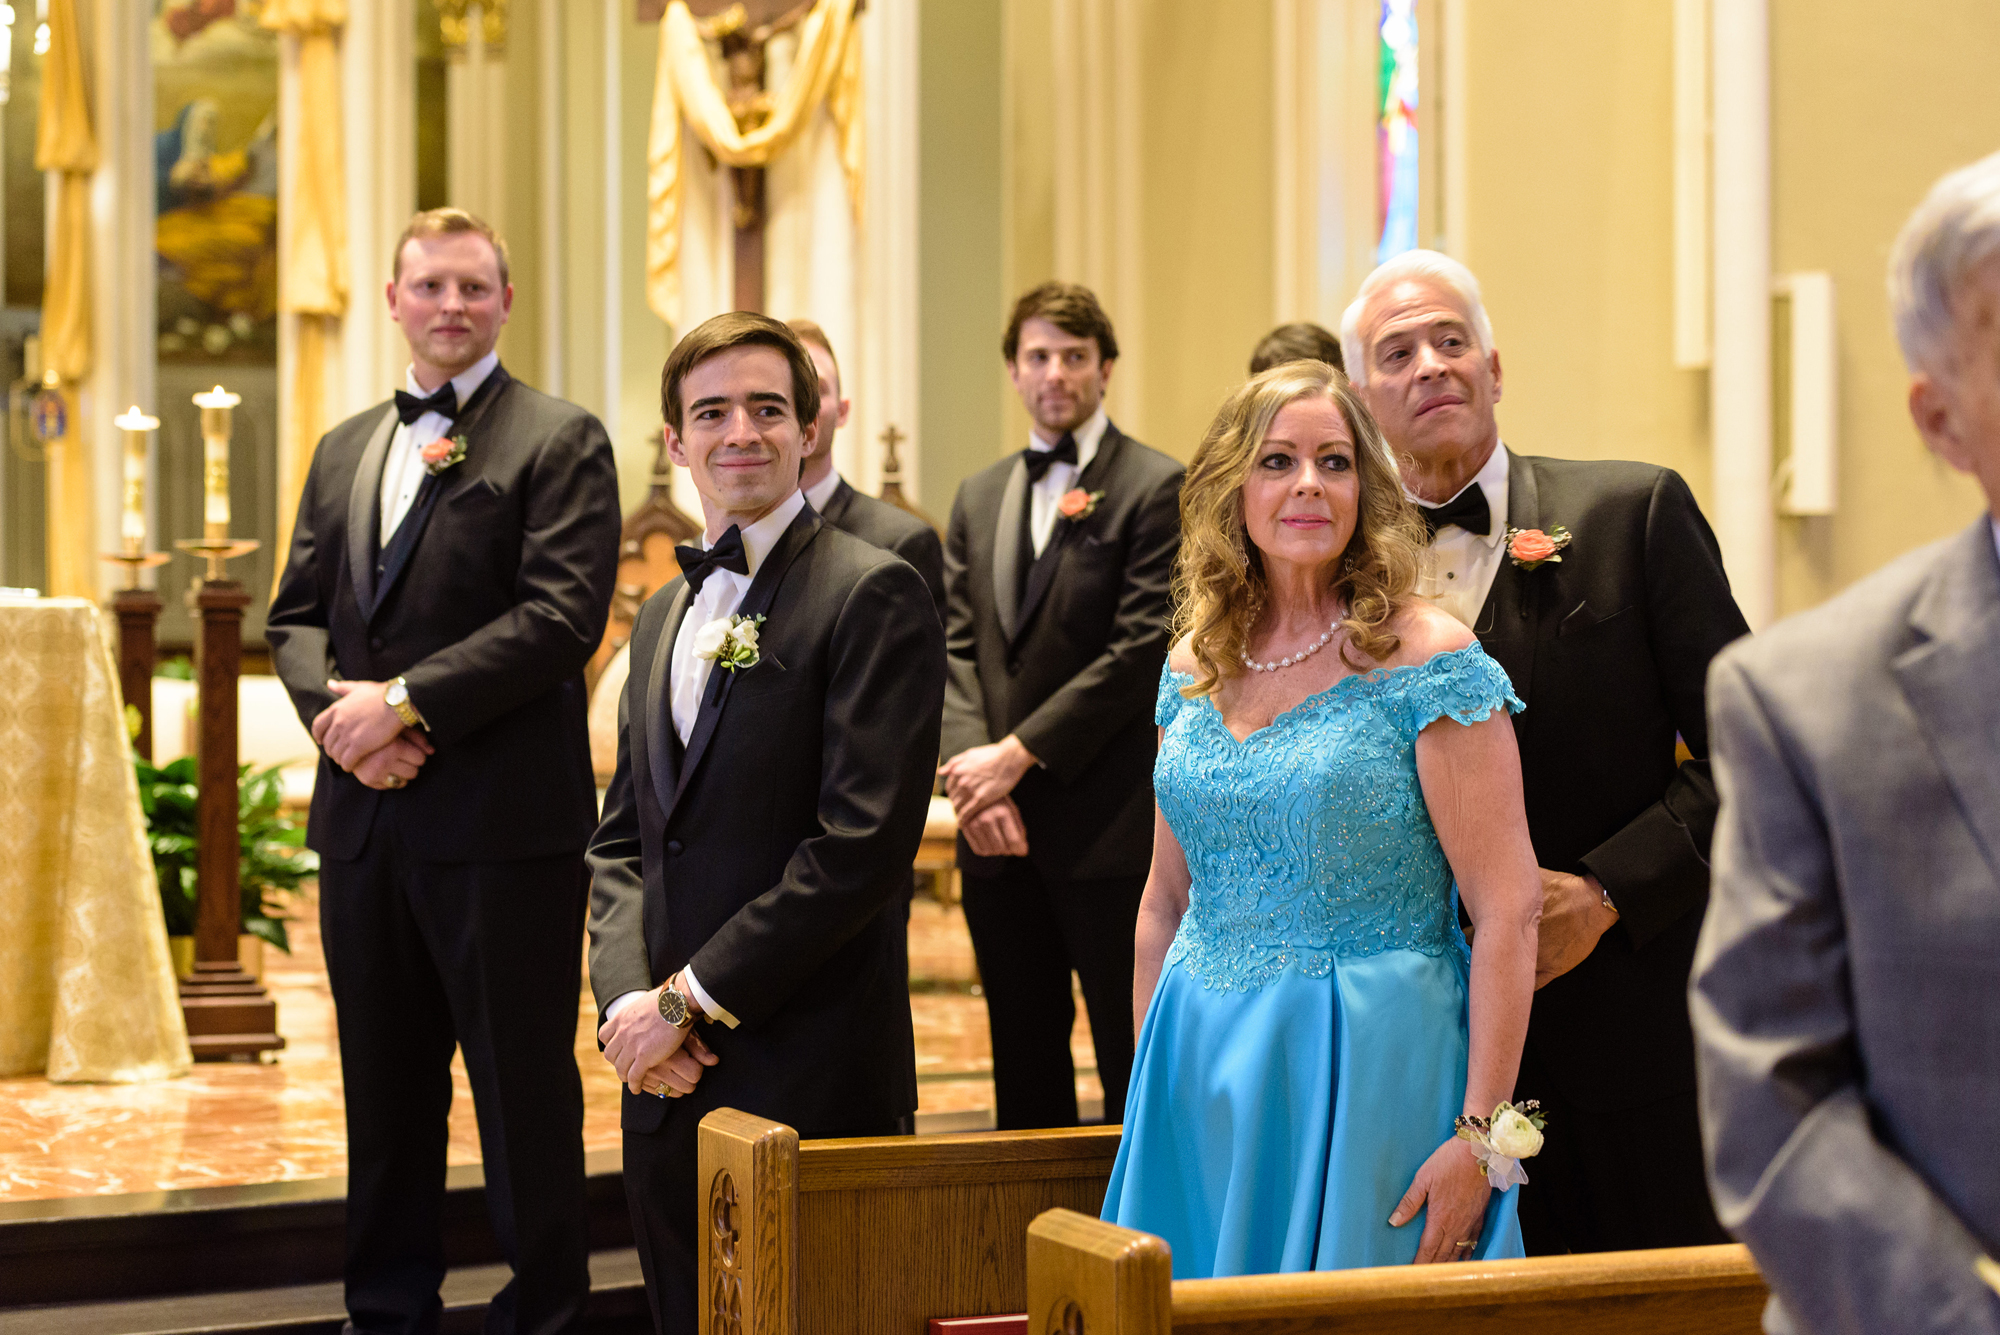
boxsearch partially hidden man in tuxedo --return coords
[1693,153,2000,1335]
[586,314,944,1335]
[268,208,619,1335]
[1343,250,1749,1254]
[786,318,946,620]
[939,283,1184,1130]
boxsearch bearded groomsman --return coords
[787,318,946,622]
[939,283,1183,1131]
[1343,251,1748,1254]
[587,314,943,1335]
[269,208,619,1334]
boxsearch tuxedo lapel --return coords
[365,368,513,624]
[991,458,1029,640]
[644,581,693,814]
[667,508,822,821]
[1013,428,1124,648]
[345,405,400,621]
[820,479,856,527]
[1891,521,2000,876]
[1472,450,1540,702]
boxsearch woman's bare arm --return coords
[1133,787,1192,1037]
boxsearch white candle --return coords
[192,386,239,539]
[113,406,158,557]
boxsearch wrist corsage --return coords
[1454,1099,1546,1189]
[693,612,765,673]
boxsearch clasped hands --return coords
[597,978,719,1098]
[311,680,432,791]
[938,735,1039,858]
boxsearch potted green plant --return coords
[134,755,317,979]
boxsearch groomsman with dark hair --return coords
[939,282,1184,1131]
[588,313,944,1335]
[269,207,620,1335]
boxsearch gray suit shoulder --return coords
[1517,451,1688,501]
[1714,531,1955,693]
[837,486,937,547]
[1118,433,1187,488]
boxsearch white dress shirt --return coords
[1026,407,1109,556]
[378,351,499,547]
[803,466,844,515]
[1413,441,1511,631]
[605,487,808,1037]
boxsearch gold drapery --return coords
[0,600,192,1082]
[36,0,97,598]
[262,0,349,592]
[646,0,864,326]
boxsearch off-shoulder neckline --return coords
[1167,642,1493,746]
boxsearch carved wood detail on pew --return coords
[1025,1209,1769,1335]
[697,1110,1120,1335]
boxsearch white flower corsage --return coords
[1454,1099,1546,1189]
[693,612,765,673]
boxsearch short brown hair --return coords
[393,207,510,288]
[1002,282,1119,363]
[785,318,841,394]
[661,312,821,432]
[1249,322,1344,375]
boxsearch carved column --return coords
[178,577,285,1060]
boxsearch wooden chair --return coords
[697,1110,1120,1335]
[1023,1209,1769,1335]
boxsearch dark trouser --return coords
[1514,1061,1726,1254]
[623,1102,904,1335]
[320,823,591,1335]
[961,862,1145,1130]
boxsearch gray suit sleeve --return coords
[892,524,947,631]
[1692,652,2000,1335]
[266,451,341,729]
[940,488,991,761]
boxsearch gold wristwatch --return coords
[657,978,698,1031]
[385,676,425,729]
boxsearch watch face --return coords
[386,682,407,707]
[658,987,690,1028]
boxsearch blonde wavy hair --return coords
[1174,359,1426,699]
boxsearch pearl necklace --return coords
[1242,612,1346,673]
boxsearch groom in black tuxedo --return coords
[269,208,619,1334]
[586,313,943,1335]
[1345,251,1748,1254]
[940,283,1183,1130]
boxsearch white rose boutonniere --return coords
[696,612,765,673]
[1454,1099,1547,1189]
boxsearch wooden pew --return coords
[1024,1209,1769,1335]
[698,1109,1119,1334]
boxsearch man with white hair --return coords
[1691,154,2000,1334]
[1344,252,1748,1254]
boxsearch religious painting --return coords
[1376,0,1419,262]
[151,0,279,365]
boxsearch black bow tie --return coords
[675,525,749,595]
[1417,483,1491,540]
[1023,433,1079,484]
[394,382,459,426]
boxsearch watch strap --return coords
[388,676,424,729]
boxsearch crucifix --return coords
[679,0,818,313]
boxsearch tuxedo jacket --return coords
[1474,451,1748,1113]
[586,507,945,1137]
[941,425,1184,882]
[818,477,946,628]
[267,365,621,863]
[1693,519,2000,1335]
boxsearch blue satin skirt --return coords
[1102,947,1523,1278]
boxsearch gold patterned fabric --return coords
[0,600,191,1082]
[35,0,96,599]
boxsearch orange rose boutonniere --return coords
[1505,525,1571,570]
[421,433,470,477]
[1058,488,1105,522]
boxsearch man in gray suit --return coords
[1691,152,2000,1334]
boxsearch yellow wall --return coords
[1460,0,1992,617]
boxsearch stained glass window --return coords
[1377,0,1419,262]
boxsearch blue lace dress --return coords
[1101,644,1527,1277]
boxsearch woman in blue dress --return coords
[1102,359,1543,1275]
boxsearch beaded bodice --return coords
[1154,644,1523,993]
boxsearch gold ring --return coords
[385,774,405,789]
[1453,1240,1476,1250]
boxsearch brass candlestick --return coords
[173,386,259,580]
[105,407,171,590]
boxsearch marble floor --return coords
[0,886,1102,1203]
